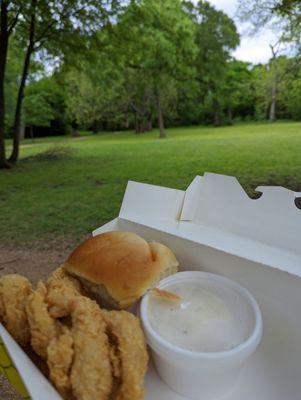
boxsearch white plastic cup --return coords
[140,271,263,400]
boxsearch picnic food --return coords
[102,310,148,400]
[0,231,178,399]
[0,266,149,400]
[151,288,181,302]
[47,325,74,397]
[148,280,249,353]
[26,281,63,360]
[46,266,83,318]
[70,296,113,400]
[64,231,179,309]
[0,274,32,345]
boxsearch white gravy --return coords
[148,282,247,352]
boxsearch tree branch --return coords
[7,5,22,36]
[34,4,88,46]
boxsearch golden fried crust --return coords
[0,293,4,320]
[46,267,82,318]
[70,297,113,400]
[102,310,148,400]
[0,274,32,345]
[26,281,62,360]
[47,326,74,398]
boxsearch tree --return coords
[0,1,21,168]
[23,75,67,138]
[273,56,301,119]
[220,60,254,123]
[0,0,120,168]
[113,0,197,138]
[189,1,240,126]
[268,43,281,121]
[283,71,301,119]
[237,0,301,45]
[276,0,301,17]
[4,38,23,134]
[64,40,126,132]
[250,55,297,121]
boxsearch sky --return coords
[208,0,278,64]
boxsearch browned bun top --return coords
[63,231,179,308]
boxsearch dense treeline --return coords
[0,0,300,167]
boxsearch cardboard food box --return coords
[1,172,301,400]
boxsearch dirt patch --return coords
[0,242,73,283]
[0,238,89,398]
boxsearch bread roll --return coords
[63,231,179,309]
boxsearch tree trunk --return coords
[147,114,152,131]
[213,99,220,127]
[9,0,36,163]
[0,1,9,169]
[134,112,141,134]
[269,84,276,122]
[141,117,148,133]
[20,122,25,140]
[268,43,278,122]
[155,88,166,138]
[227,107,233,125]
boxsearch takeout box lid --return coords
[116,172,301,279]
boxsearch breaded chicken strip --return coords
[26,281,62,359]
[102,310,148,400]
[47,325,74,398]
[0,274,32,344]
[70,297,113,400]
[46,266,82,318]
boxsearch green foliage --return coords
[114,0,197,130]
[24,79,55,127]
[279,61,301,119]
[275,0,301,16]
[193,1,240,82]
[64,49,126,130]
[3,0,301,139]
[250,56,301,120]
[221,61,255,115]
[188,1,240,124]
[12,0,121,56]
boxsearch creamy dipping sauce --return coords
[148,282,252,352]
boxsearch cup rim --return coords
[140,271,263,360]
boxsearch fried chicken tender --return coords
[47,325,74,398]
[1,270,149,400]
[70,297,113,400]
[0,274,32,344]
[26,281,62,359]
[46,267,82,318]
[102,310,148,400]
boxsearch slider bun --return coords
[63,231,179,309]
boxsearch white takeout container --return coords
[1,172,301,400]
[140,271,263,400]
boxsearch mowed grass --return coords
[1,121,301,246]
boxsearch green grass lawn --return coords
[1,121,301,246]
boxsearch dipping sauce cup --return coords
[140,271,262,400]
